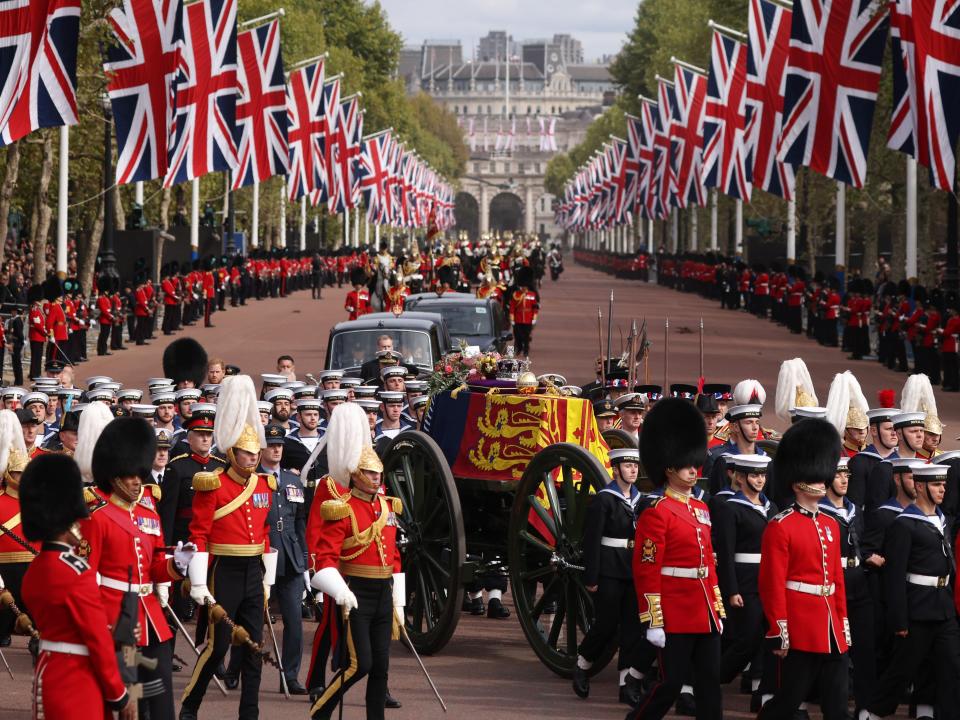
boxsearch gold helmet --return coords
[7,447,28,473]
[355,446,384,474]
[233,423,261,454]
[795,385,817,409]
[845,406,869,431]
[924,414,944,436]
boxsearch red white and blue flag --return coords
[745,0,795,199]
[636,99,660,220]
[104,0,183,184]
[315,75,340,210]
[232,18,287,189]
[669,63,707,208]
[357,130,391,223]
[332,94,362,211]
[165,0,238,186]
[887,0,960,191]
[653,77,677,217]
[0,0,81,145]
[702,31,751,201]
[286,58,324,201]
[777,0,889,187]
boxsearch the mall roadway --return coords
[2,261,935,718]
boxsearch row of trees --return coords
[546,0,952,285]
[0,0,468,292]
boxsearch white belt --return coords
[841,557,861,569]
[734,553,761,564]
[601,537,635,549]
[39,640,89,656]
[906,573,950,588]
[661,566,709,579]
[100,575,154,597]
[786,580,835,596]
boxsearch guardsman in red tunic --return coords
[627,399,723,720]
[508,266,540,359]
[344,268,372,320]
[161,268,180,335]
[385,275,409,315]
[19,453,134,720]
[786,271,806,334]
[942,300,960,392]
[758,419,849,719]
[0,447,33,647]
[45,289,67,365]
[180,377,276,720]
[96,287,114,356]
[79,418,192,720]
[309,444,403,720]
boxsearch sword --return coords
[0,646,13,679]
[164,605,228,696]
[396,609,447,712]
[265,606,290,699]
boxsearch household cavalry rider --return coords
[308,409,404,720]
[179,375,277,720]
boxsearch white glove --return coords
[0,571,5,589]
[646,627,666,648]
[261,549,278,601]
[187,552,215,606]
[311,567,358,611]
[303,571,311,601]
[392,573,405,610]
[173,541,196,576]
[156,583,170,608]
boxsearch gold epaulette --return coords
[321,498,352,521]
[192,470,222,492]
[168,452,190,463]
[714,424,732,442]
[149,484,162,501]
[389,496,403,515]
[264,473,277,491]
[83,487,106,508]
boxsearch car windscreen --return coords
[420,303,493,338]
[329,329,434,370]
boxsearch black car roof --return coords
[330,311,446,333]
[406,292,489,305]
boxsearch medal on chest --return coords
[825,525,833,543]
[138,495,156,512]
[693,507,712,527]
[284,485,304,503]
[252,492,271,509]
[137,516,161,536]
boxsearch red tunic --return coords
[632,489,725,633]
[509,289,540,325]
[305,475,347,571]
[942,316,960,353]
[22,543,128,719]
[96,295,113,325]
[0,487,39,560]
[189,467,273,556]
[759,505,849,653]
[134,287,149,317]
[344,289,371,320]
[162,278,179,305]
[28,305,46,343]
[78,493,178,645]
[46,301,68,342]
[314,489,402,579]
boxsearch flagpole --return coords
[364,206,369,247]
[670,212,678,253]
[279,180,286,249]
[135,180,144,208]
[251,181,259,248]
[299,196,307,251]
[735,199,743,257]
[835,181,846,275]
[56,126,69,278]
[786,197,796,263]
[709,190,718,250]
[239,7,285,28]
[906,156,917,279]
[191,178,200,259]
[343,204,350,250]
[690,208,698,251]
[353,206,360,248]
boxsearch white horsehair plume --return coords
[75,402,116,483]
[774,358,818,421]
[214,375,265,452]
[0,408,25,476]
[900,373,938,417]
[312,402,373,484]
[733,379,766,407]
[825,371,869,434]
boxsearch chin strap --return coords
[796,483,827,497]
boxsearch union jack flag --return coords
[358,131,390,223]
[620,118,643,222]
[670,63,707,208]
[887,0,960,191]
[777,0,889,188]
[0,0,80,145]
[232,18,287,189]
[286,58,324,201]
[653,77,677,218]
[331,94,361,211]
[702,31,751,201]
[634,99,660,220]
[104,0,183,184]
[745,0,795,199]
[315,75,340,210]
[165,0,237,186]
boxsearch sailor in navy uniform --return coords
[819,455,875,715]
[572,447,644,706]
[613,393,644,445]
[263,423,309,694]
[864,412,926,513]
[318,388,349,436]
[711,454,776,697]
[282,397,324,475]
[865,463,960,719]
[318,370,343,391]
[705,404,766,497]
[266,387,299,433]
[374,391,414,444]
[847,407,901,512]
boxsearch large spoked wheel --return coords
[602,428,638,450]
[382,430,464,655]
[507,443,612,677]
[757,439,780,458]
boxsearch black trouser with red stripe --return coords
[310,576,392,720]
[627,631,722,720]
[181,555,264,720]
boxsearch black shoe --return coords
[572,666,589,699]
[675,691,696,716]
[620,675,642,707]
[223,671,239,690]
[487,598,511,619]
[172,661,182,672]
[308,686,325,704]
[285,679,308,695]
[179,707,198,720]
[0,636,9,647]
[463,596,484,615]
[740,673,752,694]
[385,688,402,709]
[793,709,810,720]
[751,691,762,713]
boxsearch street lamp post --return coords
[99,96,119,287]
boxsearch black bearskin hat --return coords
[436,264,456,288]
[515,265,534,289]
[20,454,88,542]
[163,337,209,388]
[773,418,840,493]
[92,418,157,493]
[640,397,707,487]
[350,267,367,286]
[897,279,911,296]
[27,284,43,304]
[43,274,62,302]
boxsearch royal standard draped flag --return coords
[702,31,751,201]
[669,63,707,209]
[232,18,288,189]
[0,0,81,146]
[777,0,889,188]
[746,0,796,199]
[104,0,183,184]
[165,0,238,186]
[887,0,960,191]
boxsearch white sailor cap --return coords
[727,454,772,473]
[609,447,640,465]
[94,381,121,393]
[319,370,344,382]
[257,400,272,414]
[891,412,925,429]
[379,391,405,404]
[411,395,429,409]
[938,450,960,464]
[404,380,428,392]
[146,377,173,388]
[355,398,381,412]
[726,404,763,421]
[57,387,82,400]
[130,404,158,419]
[792,406,828,420]
[175,388,202,402]
[321,388,349,403]
[1,387,25,399]
[283,380,306,390]
[381,365,407,379]
[866,408,900,424]
[265,388,294,403]
[293,385,319,399]
[85,375,114,390]
[354,385,379,398]
[837,455,850,471]
[912,464,950,481]
[339,376,362,388]
[613,393,645,411]
[22,392,49,407]
[296,398,323,412]
[86,387,114,402]
[889,457,928,473]
[260,373,288,386]
[151,391,176,405]
[200,383,221,396]
[117,388,144,402]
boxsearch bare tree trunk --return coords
[0,142,21,269]
[78,196,104,295]
[32,131,54,284]
[159,185,172,231]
